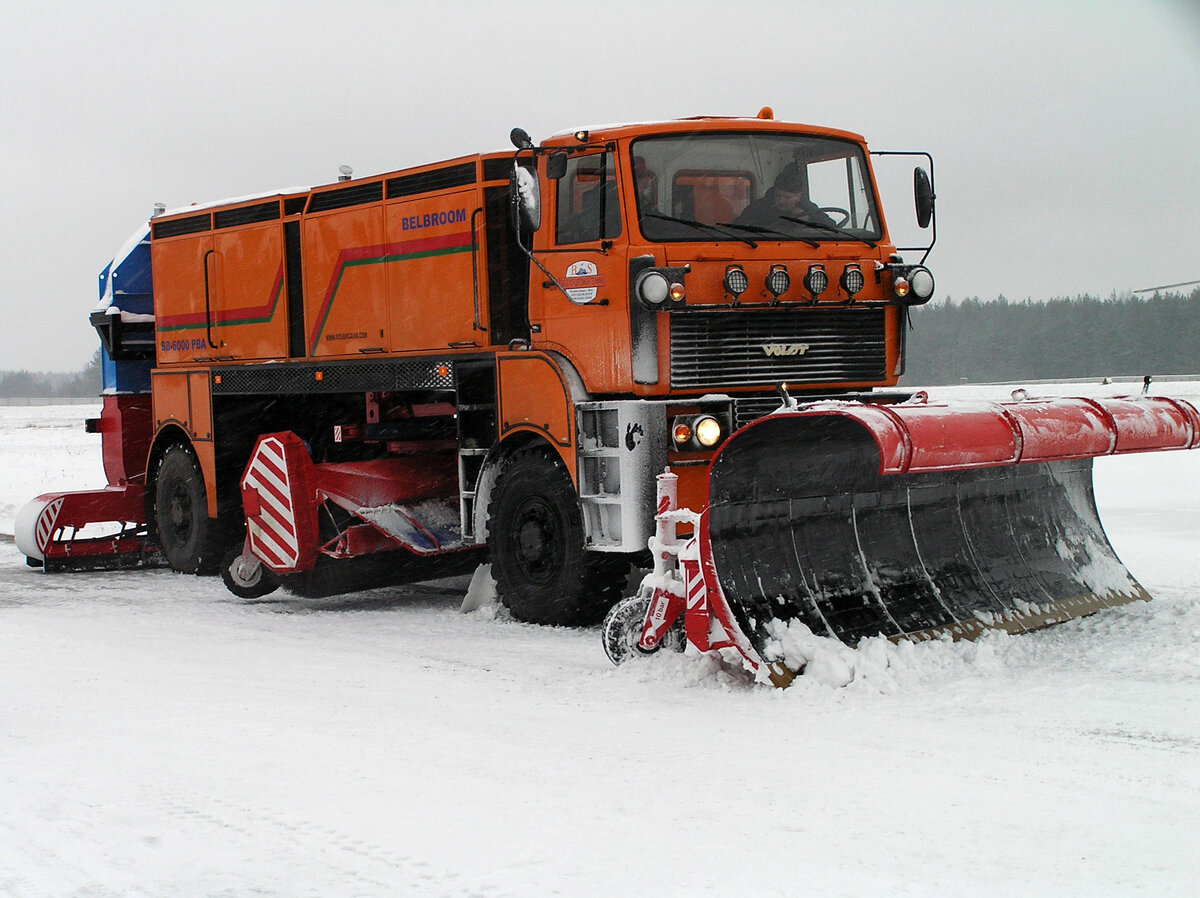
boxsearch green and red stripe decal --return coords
[307,231,473,354]
[155,230,473,354]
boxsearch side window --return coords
[556,152,621,244]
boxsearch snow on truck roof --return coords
[543,116,868,145]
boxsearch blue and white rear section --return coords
[92,225,154,394]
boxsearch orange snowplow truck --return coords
[19,110,1198,655]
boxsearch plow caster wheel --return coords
[602,594,685,666]
[220,545,279,599]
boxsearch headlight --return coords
[723,265,749,298]
[909,266,935,300]
[840,263,864,297]
[804,264,828,298]
[765,264,790,300]
[892,265,935,304]
[694,415,723,447]
[637,270,669,305]
[671,414,727,450]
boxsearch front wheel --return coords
[486,446,628,626]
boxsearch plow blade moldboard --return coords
[706,396,1200,651]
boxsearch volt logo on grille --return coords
[762,343,810,357]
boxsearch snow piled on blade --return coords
[760,618,1007,691]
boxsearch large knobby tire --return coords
[155,444,216,574]
[487,446,628,626]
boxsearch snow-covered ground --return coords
[2,382,1198,897]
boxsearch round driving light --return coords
[766,264,790,298]
[694,416,723,447]
[910,267,935,300]
[804,264,828,297]
[723,266,749,297]
[841,264,864,296]
[637,271,670,305]
[669,281,686,302]
[672,421,693,445]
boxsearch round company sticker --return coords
[563,260,604,304]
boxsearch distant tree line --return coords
[901,288,1199,385]
[0,350,102,398]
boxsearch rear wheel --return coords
[155,444,216,574]
[487,446,628,626]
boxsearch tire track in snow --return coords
[152,790,514,897]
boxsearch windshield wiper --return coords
[643,212,758,248]
[717,221,818,248]
[779,215,878,248]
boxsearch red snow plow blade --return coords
[15,485,157,572]
[15,396,159,572]
[606,393,1200,683]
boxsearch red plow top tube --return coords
[738,395,1200,477]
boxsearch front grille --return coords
[670,307,886,390]
[732,395,784,428]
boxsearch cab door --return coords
[529,150,631,394]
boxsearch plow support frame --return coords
[240,432,465,576]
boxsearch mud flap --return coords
[707,411,1157,651]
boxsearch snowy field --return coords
[2,382,1198,897]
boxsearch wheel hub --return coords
[514,499,562,580]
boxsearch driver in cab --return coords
[735,162,837,231]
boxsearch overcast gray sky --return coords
[2,0,1197,372]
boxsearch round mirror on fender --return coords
[914,167,934,229]
[512,165,541,231]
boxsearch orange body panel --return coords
[152,234,216,364]
[381,188,480,352]
[152,200,293,364]
[151,369,217,516]
[210,224,287,359]
[304,203,389,356]
[497,353,574,449]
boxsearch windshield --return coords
[631,132,881,243]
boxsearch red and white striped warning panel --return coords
[241,433,316,572]
[35,498,65,555]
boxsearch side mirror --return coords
[914,167,934,229]
[510,128,534,150]
[546,151,568,181]
[512,165,541,231]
